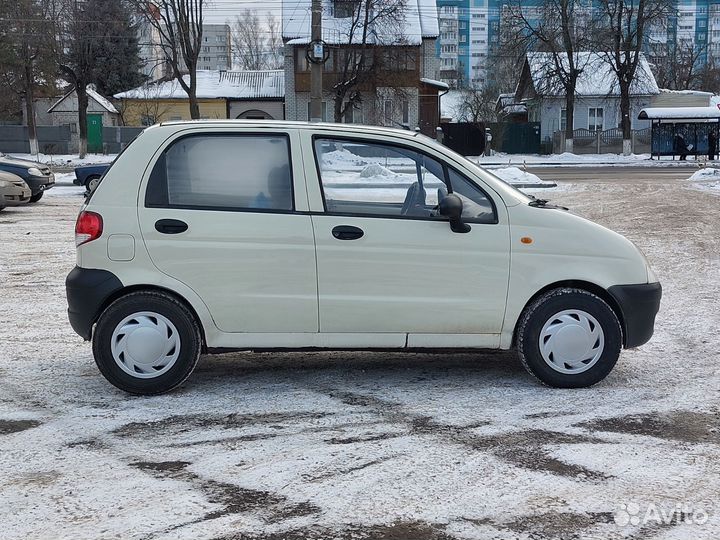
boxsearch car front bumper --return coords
[25,174,55,194]
[608,282,662,348]
[2,191,31,206]
[66,266,123,340]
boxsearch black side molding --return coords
[66,267,123,340]
[608,282,662,348]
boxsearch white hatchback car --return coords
[66,121,661,394]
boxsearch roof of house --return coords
[638,107,720,120]
[114,70,285,100]
[47,85,119,114]
[658,89,713,97]
[524,52,660,97]
[282,0,439,45]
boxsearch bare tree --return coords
[0,0,56,154]
[506,0,595,152]
[266,12,284,70]
[452,86,497,123]
[233,9,265,70]
[233,11,285,70]
[595,0,673,154]
[651,40,710,91]
[51,0,97,157]
[130,0,205,119]
[330,0,408,122]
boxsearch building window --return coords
[307,101,329,121]
[560,108,567,131]
[383,100,393,124]
[588,107,603,131]
[296,48,309,71]
[334,0,358,18]
[401,100,409,124]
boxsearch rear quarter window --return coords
[145,133,293,212]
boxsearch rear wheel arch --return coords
[97,285,207,351]
[512,280,626,347]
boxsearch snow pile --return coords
[492,167,552,186]
[688,168,720,181]
[687,168,720,195]
[359,163,396,178]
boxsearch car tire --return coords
[517,288,622,388]
[29,191,43,202]
[85,175,100,192]
[92,290,202,395]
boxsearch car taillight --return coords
[75,210,103,246]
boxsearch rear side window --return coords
[146,134,293,211]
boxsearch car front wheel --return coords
[92,291,202,394]
[517,288,622,388]
[29,191,43,202]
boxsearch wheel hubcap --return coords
[88,177,100,191]
[539,309,604,374]
[110,312,180,378]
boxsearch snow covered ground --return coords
[1,175,719,539]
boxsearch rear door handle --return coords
[332,225,364,240]
[155,219,188,234]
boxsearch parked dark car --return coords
[0,151,54,202]
[74,163,110,191]
[0,171,31,211]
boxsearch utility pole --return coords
[309,0,323,122]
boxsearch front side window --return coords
[313,138,495,223]
[146,134,293,211]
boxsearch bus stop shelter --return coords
[638,107,720,159]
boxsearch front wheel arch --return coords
[512,280,625,348]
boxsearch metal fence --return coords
[553,128,651,154]
[0,125,71,154]
[102,126,144,154]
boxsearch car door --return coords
[305,134,510,346]
[138,129,318,333]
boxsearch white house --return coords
[47,85,120,153]
[514,52,661,144]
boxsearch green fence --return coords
[488,122,541,154]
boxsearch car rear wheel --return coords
[92,291,202,394]
[517,288,622,388]
[29,191,43,202]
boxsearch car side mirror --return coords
[439,193,471,233]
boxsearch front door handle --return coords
[332,225,364,240]
[155,219,188,234]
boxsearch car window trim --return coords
[144,131,298,214]
[310,134,498,225]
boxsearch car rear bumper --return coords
[66,266,123,340]
[608,282,662,348]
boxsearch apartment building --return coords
[136,22,232,80]
[436,0,720,89]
